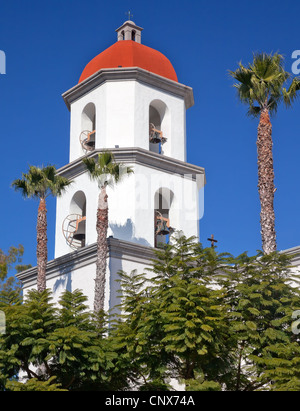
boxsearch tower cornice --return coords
[115,21,144,34]
[62,67,194,110]
[56,147,206,185]
[16,238,157,289]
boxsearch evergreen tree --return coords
[1,236,299,391]
[0,245,31,307]
[113,235,234,390]
[216,250,300,390]
[113,235,300,391]
[0,289,126,391]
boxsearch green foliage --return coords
[215,250,300,390]
[11,165,72,201]
[112,236,235,389]
[6,376,66,391]
[82,151,134,188]
[0,245,30,308]
[0,289,126,391]
[229,52,300,116]
[0,245,24,281]
[112,235,300,391]
[0,277,22,307]
[184,372,221,391]
[139,379,171,391]
[1,235,299,391]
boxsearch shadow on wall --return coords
[53,259,74,295]
[109,256,123,319]
[109,218,151,247]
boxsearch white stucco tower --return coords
[18,21,206,310]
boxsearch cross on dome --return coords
[125,10,134,21]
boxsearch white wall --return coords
[51,74,199,312]
[69,79,187,162]
[23,255,151,313]
[133,82,187,161]
[55,172,98,258]
[55,162,200,258]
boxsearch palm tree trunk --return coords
[36,197,47,291]
[94,186,108,312]
[257,108,277,254]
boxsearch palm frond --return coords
[229,63,262,108]
[82,157,97,177]
[230,52,300,117]
[282,77,300,107]
[42,165,56,180]
[49,174,72,197]
[82,151,134,187]
[98,151,114,169]
[267,96,279,115]
[12,165,72,200]
[247,105,261,118]
[250,53,286,83]
[11,178,31,198]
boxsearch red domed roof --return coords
[79,40,178,83]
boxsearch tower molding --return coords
[16,238,156,289]
[56,147,206,182]
[62,67,194,110]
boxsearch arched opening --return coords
[70,191,86,217]
[149,100,169,155]
[121,30,125,40]
[131,30,136,41]
[154,188,174,248]
[62,191,87,249]
[79,103,96,152]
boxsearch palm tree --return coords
[12,165,72,291]
[230,53,300,254]
[82,151,134,312]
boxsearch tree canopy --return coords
[1,236,299,391]
[229,52,300,117]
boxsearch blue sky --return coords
[0,0,299,271]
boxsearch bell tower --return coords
[18,21,206,311]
